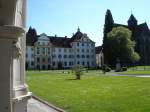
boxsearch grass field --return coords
[118,70,150,75]
[26,70,150,112]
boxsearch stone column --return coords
[0,0,31,112]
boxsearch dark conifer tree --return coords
[32,28,38,42]
[103,9,114,64]
[26,26,37,44]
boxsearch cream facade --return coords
[26,28,96,69]
[95,46,104,67]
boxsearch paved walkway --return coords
[107,72,150,78]
[27,98,60,112]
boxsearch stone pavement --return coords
[27,98,62,112]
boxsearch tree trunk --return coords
[76,74,80,80]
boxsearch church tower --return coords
[128,14,138,29]
[127,14,138,40]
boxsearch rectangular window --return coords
[92,62,95,66]
[42,58,45,62]
[86,55,89,58]
[69,49,72,52]
[64,62,67,66]
[82,62,85,66]
[77,55,80,58]
[52,48,55,52]
[82,49,84,52]
[82,55,85,58]
[69,62,72,66]
[43,48,45,54]
[31,61,34,66]
[64,55,67,58]
[87,62,89,66]
[87,49,89,53]
[91,55,94,58]
[53,62,55,66]
[48,48,50,54]
[37,57,40,63]
[52,54,56,58]
[59,49,61,52]
[32,54,34,58]
[48,58,51,62]
[64,49,67,52]
[37,47,40,54]
[87,43,89,46]
[69,55,71,58]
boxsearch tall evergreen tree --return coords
[26,27,38,44]
[103,9,114,64]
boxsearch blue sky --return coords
[27,0,150,46]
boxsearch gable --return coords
[80,34,94,43]
[38,33,49,41]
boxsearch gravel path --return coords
[27,98,60,112]
[107,72,150,78]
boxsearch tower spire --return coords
[77,26,80,32]
[128,13,137,27]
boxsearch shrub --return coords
[102,65,111,73]
[122,67,127,71]
[105,66,111,72]
[72,64,84,80]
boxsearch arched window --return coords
[58,54,62,58]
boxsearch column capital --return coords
[0,25,25,40]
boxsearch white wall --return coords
[26,33,96,69]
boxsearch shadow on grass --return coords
[65,78,79,81]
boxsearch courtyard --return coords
[27,70,150,112]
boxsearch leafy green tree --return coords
[103,9,114,64]
[72,64,84,80]
[107,26,140,66]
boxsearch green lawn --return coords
[26,70,150,112]
[128,66,150,71]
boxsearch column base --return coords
[13,92,32,112]
[13,84,30,98]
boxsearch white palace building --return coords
[26,27,96,70]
